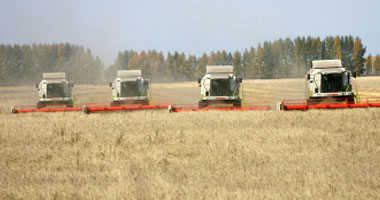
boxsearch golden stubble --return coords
[1,77,380,199]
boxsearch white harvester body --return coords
[198,65,242,107]
[305,59,355,100]
[110,70,149,105]
[36,72,74,107]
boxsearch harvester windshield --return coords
[46,83,65,98]
[120,81,140,97]
[321,74,343,93]
[210,79,232,96]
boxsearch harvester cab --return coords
[305,59,355,104]
[36,72,74,108]
[109,70,149,106]
[198,65,242,108]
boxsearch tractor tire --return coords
[141,100,149,106]
[111,102,121,107]
[198,101,208,108]
[232,101,242,108]
[307,98,322,106]
[65,100,74,108]
[36,101,46,109]
[346,96,355,105]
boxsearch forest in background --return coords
[1,35,379,85]
[105,35,376,81]
[0,44,103,85]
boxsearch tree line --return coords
[106,35,375,81]
[0,43,103,85]
[364,54,380,74]
[1,36,379,85]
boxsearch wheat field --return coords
[1,77,380,199]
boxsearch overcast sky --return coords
[1,0,379,65]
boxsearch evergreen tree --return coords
[220,50,228,65]
[294,37,303,65]
[207,51,214,65]
[214,51,221,65]
[311,37,323,60]
[305,36,313,63]
[227,52,233,65]
[352,37,366,74]
[196,53,208,78]
[341,36,354,69]
[245,47,256,79]
[324,36,335,59]
[232,51,242,75]
[271,40,283,78]
[116,50,129,70]
[0,35,370,85]
[185,55,197,80]
[373,55,380,73]
[365,55,372,74]
[56,44,65,72]
[242,49,250,77]
[262,41,274,78]
[333,36,342,59]
[165,52,175,81]
[256,44,264,78]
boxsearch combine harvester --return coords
[82,70,169,114]
[279,59,380,111]
[169,65,269,112]
[11,72,82,113]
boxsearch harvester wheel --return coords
[111,102,121,107]
[346,96,355,104]
[36,102,45,109]
[64,100,74,108]
[307,98,322,106]
[198,101,208,108]
[232,101,242,108]
[306,99,312,106]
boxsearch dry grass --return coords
[355,77,380,97]
[1,77,380,199]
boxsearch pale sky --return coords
[1,0,379,65]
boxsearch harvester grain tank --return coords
[109,70,149,106]
[305,59,356,104]
[36,72,74,108]
[198,65,242,107]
